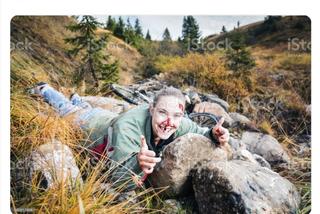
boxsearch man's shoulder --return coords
[175,116,208,137]
[112,104,150,128]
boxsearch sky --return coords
[95,15,265,41]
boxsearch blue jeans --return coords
[41,85,118,147]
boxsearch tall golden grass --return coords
[10,81,168,213]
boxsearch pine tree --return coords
[181,16,201,51]
[237,21,240,28]
[65,16,118,87]
[126,18,133,30]
[162,27,172,41]
[225,31,255,89]
[145,29,151,40]
[114,16,125,39]
[124,18,136,44]
[134,18,143,37]
[106,15,116,32]
[221,25,227,33]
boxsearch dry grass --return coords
[10,57,174,212]
[258,120,274,135]
[155,52,250,103]
[266,109,311,214]
[10,86,169,213]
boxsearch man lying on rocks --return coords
[29,82,230,190]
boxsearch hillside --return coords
[10,16,311,213]
[205,16,311,51]
[10,16,142,91]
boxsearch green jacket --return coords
[107,105,218,190]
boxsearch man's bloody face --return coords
[150,96,185,140]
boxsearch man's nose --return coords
[165,117,173,126]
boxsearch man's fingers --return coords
[142,167,154,174]
[219,136,227,141]
[219,140,226,146]
[217,117,225,127]
[140,135,148,151]
[218,132,230,144]
[139,155,161,163]
[141,150,156,157]
[200,103,206,113]
[193,104,199,112]
[140,161,156,169]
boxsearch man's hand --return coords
[137,135,161,174]
[213,117,230,146]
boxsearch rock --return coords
[270,73,284,82]
[162,199,183,213]
[185,90,202,105]
[116,190,138,204]
[30,140,82,189]
[241,132,290,165]
[294,134,311,146]
[193,102,233,127]
[149,133,228,197]
[228,137,246,153]
[297,143,311,157]
[253,154,272,169]
[191,160,301,214]
[229,112,251,124]
[228,137,271,168]
[232,149,271,169]
[203,94,230,112]
[229,112,260,132]
[305,104,311,116]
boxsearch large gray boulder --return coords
[149,133,228,197]
[30,140,82,189]
[191,160,300,214]
[241,132,290,165]
[228,137,246,153]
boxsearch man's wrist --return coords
[210,128,219,145]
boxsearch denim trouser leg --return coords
[40,86,118,148]
[73,107,118,148]
[41,86,81,117]
[70,93,92,109]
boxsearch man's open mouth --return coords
[158,124,174,133]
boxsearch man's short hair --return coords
[153,86,186,107]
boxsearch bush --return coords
[154,53,250,102]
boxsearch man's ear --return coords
[149,103,154,115]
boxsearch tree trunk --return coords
[88,57,99,87]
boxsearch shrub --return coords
[154,53,250,102]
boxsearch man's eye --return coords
[158,110,166,115]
